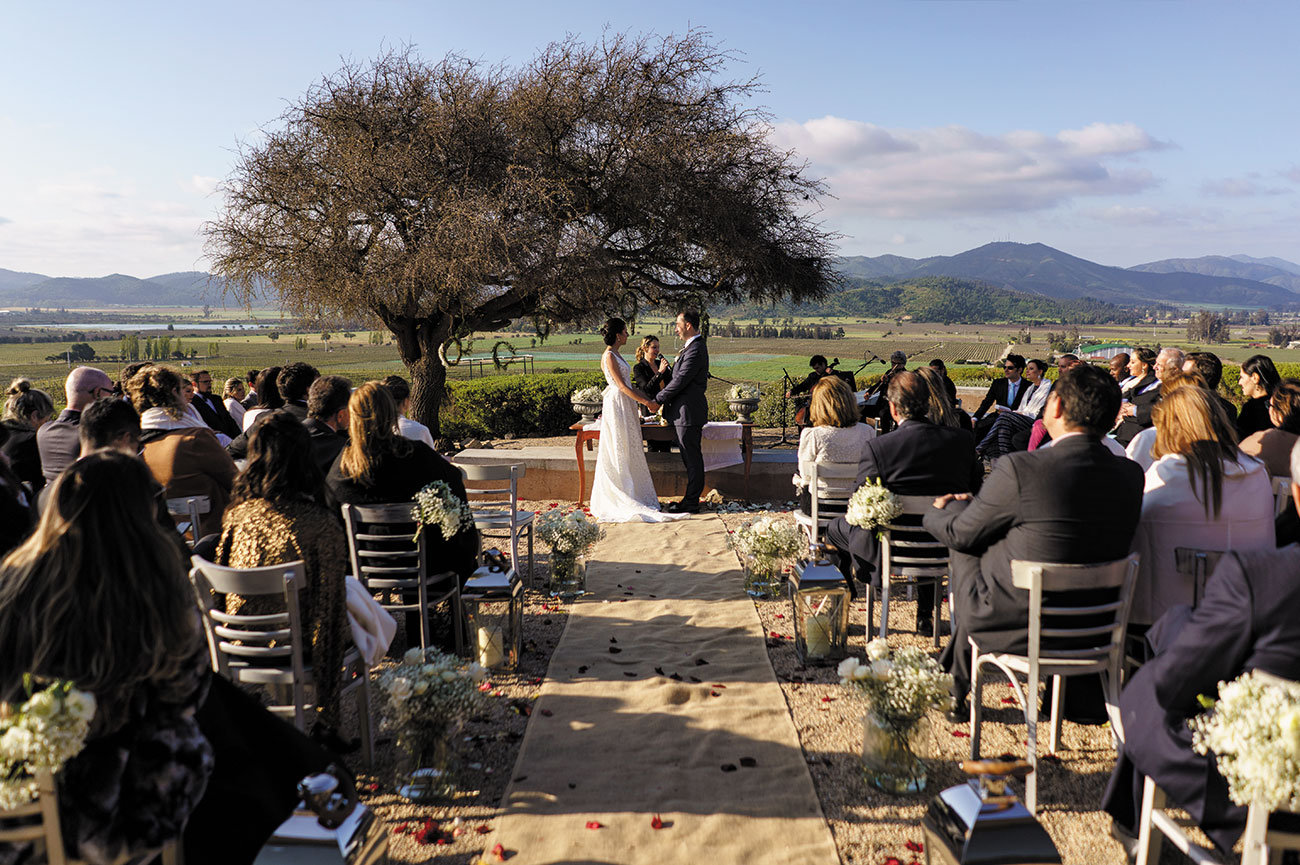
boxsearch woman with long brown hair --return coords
[1239,378,1300,476]
[1,378,54,490]
[326,381,478,582]
[1130,385,1273,625]
[0,450,212,863]
[793,376,874,514]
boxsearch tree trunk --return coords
[393,316,452,440]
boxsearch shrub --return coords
[444,372,604,438]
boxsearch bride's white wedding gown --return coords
[589,351,690,523]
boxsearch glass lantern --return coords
[789,548,850,665]
[461,565,523,671]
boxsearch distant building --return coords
[1079,342,1134,361]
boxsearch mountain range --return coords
[4,242,1300,310]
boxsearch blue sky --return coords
[2,0,1296,278]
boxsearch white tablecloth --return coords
[582,419,744,471]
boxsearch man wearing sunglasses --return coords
[36,366,115,483]
[971,353,1027,442]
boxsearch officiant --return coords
[632,335,673,452]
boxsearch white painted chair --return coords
[791,459,860,546]
[1273,476,1292,519]
[454,462,535,586]
[968,553,1140,814]
[165,495,210,548]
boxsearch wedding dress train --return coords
[588,352,690,523]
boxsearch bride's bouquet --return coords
[412,481,473,542]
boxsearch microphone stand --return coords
[767,367,797,448]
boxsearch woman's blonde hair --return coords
[1151,385,1240,519]
[0,450,201,729]
[3,378,53,426]
[222,377,244,400]
[810,377,857,428]
[338,380,411,486]
[634,335,660,364]
[915,366,962,429]
[125,365,184,418]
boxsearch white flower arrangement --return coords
[536,508,604,555]
[412,481,473,542]
[839,639,953,732]
[727,383,760,401]
[1191,670,1300,811]
[571,386,604,404]
[845,478,903,534]
[0,679,96,810]
[727,516,805,572]
[377,648,488,752]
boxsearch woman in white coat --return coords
[1129,386,1274,626]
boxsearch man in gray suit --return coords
[648,309,709,514]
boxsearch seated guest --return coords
[917,365,971,433]
[241,368,261,410]
[1237,377,1300,477]
[222,376,247,429]
[2,378,54,491]
[971,354,1027,442]
[0,451,214,864]
[129,364,237,536]
[1023,355,1082,451]
[862,350,909,433]
[36,365,113,484]
[189,369,241,439]
[240,365,284,432]
[1124,369,1207,470]
[228,362,318,459]
[383,374,434,449]
[928,358,959,405]
[1102,540,1300,856]
[116,361,152,400]
[1128,386,1273,627]
[79,395,143,457]
[1183,351,1237,423]
[793,377,875,514]
[825,370,981,631]
[1113,347,1161,446]
[304,375,352,473]
[1236,353,1280,439]
[924,364,1144,714]
[975,358,1052,458]
[1109,352,1131,385]
[327,381,478,584]
[215,410,350,740]
[0,429,33,557]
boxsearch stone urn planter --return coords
[571,399,602,424]
[727,398,760,423]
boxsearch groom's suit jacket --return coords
[655,336,709,426]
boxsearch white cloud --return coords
[889,232,908,246]
[188,174,219,196]
[771,117,1166,219]
[1088,205,1173,227]
[1201,176,1292,198]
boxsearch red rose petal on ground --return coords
[650,814,664,829]
[531,677,543,684]
[436,838,447,845]
[492,843,506,861]
[479,682,493,692]
[769,631,782,638]
[774,613,785,619]
[540,708,553,716]
[884,858,902,865]
[394,823,408,834]
[952,729,970,737]
[585,821,603,830]
[549,503,558,508]
[1001,697,1018,704]
[821,696,835,702]
[905,840,923,852]
[710,690,721,697]
[477,825,492,834]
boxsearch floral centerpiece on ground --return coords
[537,508,605,598]
[412,480,473,542]
[845,478,903,537]
[1190,670,1300,811]
[1,678,96,810]
[727,515,804,597]
[840,639,953,794]
[377,648,488,801]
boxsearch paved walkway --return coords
[482,516,840,864]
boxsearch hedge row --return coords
[442,371,604,440]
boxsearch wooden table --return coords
[570,421,754,506]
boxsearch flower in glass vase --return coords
[727,516,804,597]
[537,509,605,599]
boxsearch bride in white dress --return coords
[589,318,691,523]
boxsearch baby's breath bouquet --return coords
[839,639,953,732]
[412,480,472,542]
[1,678,97,809]
[728,516,805,596]
[727,383,760,401]
[1191,671,1300,811]
[845,478,903,536]
[536,508,604,555]
[571,385,604,404]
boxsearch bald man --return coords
[37,365,115,483]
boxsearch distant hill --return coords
[0,267,50,295]
[836,242,1299,309]
[1128,255,1300,292]
[1229,254,1300,276]
[0,269,264,308]
[837,254,921,280]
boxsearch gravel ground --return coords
[335,447,1174,864]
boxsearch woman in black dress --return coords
[1,378,53,491]
[1236,354,1280,439]
[632,335,673,452]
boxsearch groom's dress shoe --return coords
[667,501,700,514]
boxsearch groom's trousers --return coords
[674,421,705,505]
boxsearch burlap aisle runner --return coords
[482,516,840,864]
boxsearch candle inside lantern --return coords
[477,625,506,668]
[805,612,832,658]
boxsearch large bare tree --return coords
[205,31,837,434]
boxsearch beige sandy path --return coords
[481,515,841,864]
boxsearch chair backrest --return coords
[805,459,861,531]
[166,495,211,545]
[1173,546,1225,608]
[1013,553,1140,676]
[0,770,66,865]
[880,494,950,578]
[455,462,523,515]
[1274,476,1293,518]
[189,556,306,696]
[341,502,427,588]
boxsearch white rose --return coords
[413,680,429,695]
[64,691,96,723]
[24,692,57,719]
[403,648,424,665]
[388,678,412,700]
[421,664,438,677]
[865,639,890,662]
[837,657,861,680]
[852,665,873,682]
[439,670,458,683]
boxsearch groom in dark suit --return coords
[648,309,709,514]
